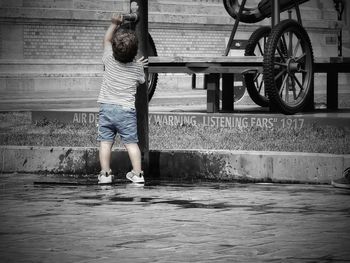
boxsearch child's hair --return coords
[112,28,138,63]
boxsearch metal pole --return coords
[224,0,247,56]
[271,0,280,27]
[132,0,149,175]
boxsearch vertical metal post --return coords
[294,4,302,25]
[192,74,196,89]
[327,71,338,110]
[271,0,280,27]
[222,74,234,112]
[132,0,149,175]
[224,0,247,56]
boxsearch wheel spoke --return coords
[257,42,263,55]
[253,72,261,82]
[276,43,286,62]
[254,78,259,88]
[258,78,264,93]
[281,34,289,56]
[295,53,306,63]
[279,73,289,96]
[288,32,293,57]
[275,62,287,67]
[292,73,304,91]
[275,68,287,81]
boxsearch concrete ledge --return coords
[0,146,348,184]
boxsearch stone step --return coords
[0,0,128,10]
[0,75,101,98]
[0,59,103,73]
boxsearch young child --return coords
[97,13,147,184]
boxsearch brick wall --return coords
[20,24,344,59]
[23,24,106,59]
[151,27,228,57]
[22,24,231,59]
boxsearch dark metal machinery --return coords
[224,0,314,114]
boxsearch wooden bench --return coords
[148,56,350,113]
[148,56,263,113]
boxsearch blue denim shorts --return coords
[97,103,138,144]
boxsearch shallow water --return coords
[1,173,349,262]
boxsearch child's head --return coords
[112,28,138,63]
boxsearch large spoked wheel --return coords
[147,34,158,101]
[264,19,314,115]
[244,26,271,107]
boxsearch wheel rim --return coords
[250,30,268,102]
[147,70,155,96]
[244,26,270,107]
[271,25,312,107]
[147,34,158,101]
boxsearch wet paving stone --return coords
[0,173,349,262]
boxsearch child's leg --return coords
[124,143,142,173]
[99,141,113,172]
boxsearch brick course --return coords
[151,28,228,57]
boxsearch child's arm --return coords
[104,13,123,47]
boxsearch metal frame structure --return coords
[223,0,316,114]
[146,1,317,115]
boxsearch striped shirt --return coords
[97,43,145,109]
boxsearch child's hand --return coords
[137,56,149,68]
[111,13,123,25]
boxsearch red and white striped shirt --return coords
[97,43,145,109]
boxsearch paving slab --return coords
[0,173,349,263]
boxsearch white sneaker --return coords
[126,170,145,183]
[98,170,114,184]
